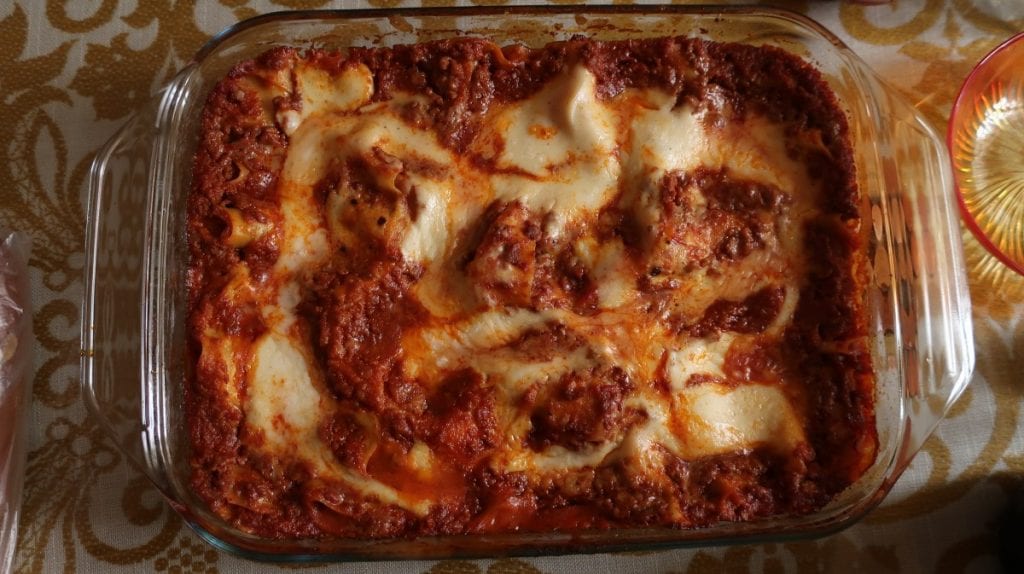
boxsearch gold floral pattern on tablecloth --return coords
[1,1,1022,573]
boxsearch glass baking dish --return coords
[81,5,975,561]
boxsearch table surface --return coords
[2,1,1022,572]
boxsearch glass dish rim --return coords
[191,3,854,65]
[80,3,975,562]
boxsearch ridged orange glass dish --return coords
[949,31,1024,277]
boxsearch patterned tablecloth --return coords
[1,1,1022,572]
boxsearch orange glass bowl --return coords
[949,31,1024,277]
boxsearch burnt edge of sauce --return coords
[186,37,875,540]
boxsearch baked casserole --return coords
[186,36,877,539]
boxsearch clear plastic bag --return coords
[0,230,30,574]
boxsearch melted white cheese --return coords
[679,383,804,457]
[623,92,705,232]
[577,238,636,310]
[481,346,594,393]
[405,308,553,378]
[247,334,324,457]
[497,64,616,177]
[507,441,620,473]
[400,178,451,263]
[630,91,706,173]
[277,63,374,136]
[667,335,735,389]
[489,65,620,234]
[247,333,432,515]
[276,180,330,275]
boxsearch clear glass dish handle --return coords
[872,80,976,473]
[81,99,170,492]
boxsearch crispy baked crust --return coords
[187,37,875,539]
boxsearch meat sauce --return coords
[186,36,875,539]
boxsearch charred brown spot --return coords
[527,367,633,451]
[688,285,787,337]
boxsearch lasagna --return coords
[186,37,876,539]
